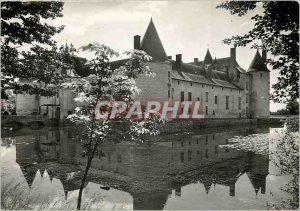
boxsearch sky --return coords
[51,0,286,111]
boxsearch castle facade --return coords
[16,19,270,119]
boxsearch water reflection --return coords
[1,126,288,210]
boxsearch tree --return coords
[62,43,160,209]
[286,100,299,115]
[1,2,74,97]
[217,1,299,103]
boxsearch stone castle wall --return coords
[249,72,270,118]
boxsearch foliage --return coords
[286,100,299,115]
[1,90,16,114]
[268,118,299,209]
[217,1,299,103]
[273,100,299,115]
[62,43,160,209]
[221,117,299,210]
[1,2,76,97]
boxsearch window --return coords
[181,91,184,101]
[205,149,209,158]
[197,97,200,101]
[117,154,122,163]
[181,141,183,147]
[246,81,249,90]
[171,88,174,99]
[246,94,249,103]
[231,89,232,92]
[215,96,218,104]
[178,81,180,85]
[213,110,215,115]
[168,72,170,78]
[180,152,184,162]
[260,73,263,78]
[197,151,200,155]
[222,88,224,91]
[188,92,192,101]
[189,141,191,146]
[205,92,209,102]
[197,140,199,144]
[168,89,170,98]
[205,106,208,115]
[202,84,204,88]
[215,146,218,154]
[188,150,192,161]
[108,152,111,163]
[238,97,241,110]
[205,136,208,144]
[212,86,214,89]
[226,96,229,109]
[191,82,193,86]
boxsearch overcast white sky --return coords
[51,0,286,111]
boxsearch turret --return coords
[247,50,270,118]
[140,18,167,61]
[203,49,214,70]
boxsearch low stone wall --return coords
[1,115,48,127]
[159,118,257,133]
[257,118,284,127]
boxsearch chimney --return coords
[172,54,182,70]
[229,183,235,197]
[134,35,140,50]
[194,58,199,64]
[176,54,182,63]
[230,47,236,62]
[167,56,172,60]
[262,49,267,63]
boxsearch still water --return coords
[1,125,292,210]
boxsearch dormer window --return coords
[237,71,240,79]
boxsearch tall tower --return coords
[248,50,270,118]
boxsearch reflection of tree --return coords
[269,118,299,209]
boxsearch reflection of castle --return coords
[15,127,270,210]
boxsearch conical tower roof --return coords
[204,49,213,65]
[248,50,269,72]
[141,18,167,61]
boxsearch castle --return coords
[16,19,270,119]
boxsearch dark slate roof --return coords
[171,61,241,89]
[73,57,93,77]
[189,56,246,73]
[203,49,213,65]
[109,59,129,70]
[141,18,167,61]
[248,51,269,72]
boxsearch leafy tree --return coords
[217,1,299,103]
[286,100,299,115]
[1,2,75,97]
[62,43,160,209]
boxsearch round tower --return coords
[247,50,270,118]
[16,78,40,115]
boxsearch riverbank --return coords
[2,115,289,134]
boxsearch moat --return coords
[1,125,293,210]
